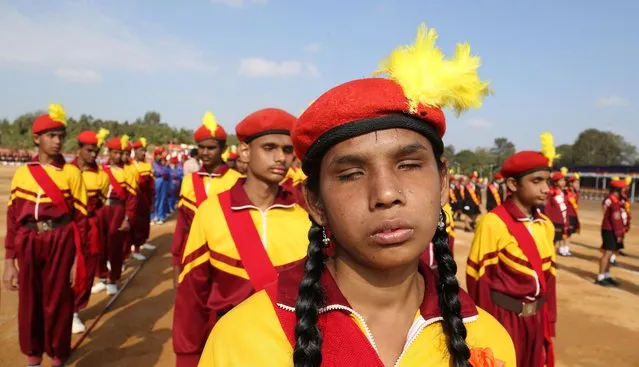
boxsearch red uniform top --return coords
[602,194,626,238]
[545,187,567,228]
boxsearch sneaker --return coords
[594,279,613,287]
[606,278,621,287]
[91,281,107,294]
[131,252,146,261]
[106,283,118,296]
[72,313,86,334]
[140,243,156,251]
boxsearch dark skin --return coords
[505,170,551,217]
[107,149,131,232]
[77,143,99,170]
[197,138,225,173]
[239,134,294,211]
[134,146,146,162]
[4,129,74,291]
[304,129,448,367]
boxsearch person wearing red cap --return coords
[70,128,111,334]
[597,179,628,286]
[461,172,482,231]
[168,155,183,213]
[544,171,570,256]
[564,174,580,239]
[200,23,514,367]
[152,147,170,224]
[129,137,156,260]
[3,104,88,367]
[467,150,556,367]
[170,111,241,288]
[173,107,311,367]
[91,136,138,296]
[486,172,505,212]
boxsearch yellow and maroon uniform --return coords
[131,157,154,249]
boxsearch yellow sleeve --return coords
[125,166,138,196]
[178,200,212,283]
[466,308,517,367]
[466,213,502,280]
[7,167,22,206]
[68,166,88,215]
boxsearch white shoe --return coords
[157,220,164,224]
[91,281,107,294]
[72,313,86,334]
[131,252,146,261]
[106,283,118,295]
[106,261,111,272]
[140,243,156,251]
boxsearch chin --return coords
[365,244,425,270]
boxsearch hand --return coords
[118,218,131,232]
[617,237,623,243]
[3,259,19,291]
[70,259,77,287]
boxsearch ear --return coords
[439,157,450,207]
[302,184,326,226]
[33,133,40,146]
[506,177,518,193]
[239,141,250,162]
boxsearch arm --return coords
[171,181,196,267]
[69,167,89,250]
[124,168,139,227]
[174,207,214,367]
[545,220,557,336]
[611,203,626,240]
[3,175,19,291]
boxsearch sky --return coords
[0,0,637,151]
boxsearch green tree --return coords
[444,144,456,159]
[453,149,479,174]
[572,129,630,165]
[556,144,574,166]
[489,137,516,167]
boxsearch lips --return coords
[370,219,414,246]
[269,166,286,175]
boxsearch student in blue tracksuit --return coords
[152,151,169,224]
[168,156,183,213]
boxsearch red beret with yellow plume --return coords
[33,103,67,134]
[194,111,227,143]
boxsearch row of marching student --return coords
[2,106,158,367]
[171,23,517,367]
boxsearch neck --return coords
[203,162,221,174]
[328,254,424,312]
[76,157,93,170]
[135,156,144,162]
[243,172,279,210]
[38,151,58,165]
[511,195,532,217]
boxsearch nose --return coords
[368,167,406,210]
[274,148,285,163]
[540,181,550,195]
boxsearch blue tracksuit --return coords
[152,160,169,221]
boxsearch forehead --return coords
[323,129,430,159]
[250,134,292,146]
[524,170,551,180]
[198,138,221,147]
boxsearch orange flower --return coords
[469,348,505,367]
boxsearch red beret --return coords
[500,151,550,178]
[551,171,565,181]
[33,104,67,134]
[170,156,178,164]
[132,138,148,149]
[494,172,504,180]
[293,78,446,168]
[105,137,125,150]
[194,125,227,143]
[235,108,297,142]
[78,131,99,145]
[610,179,627,189]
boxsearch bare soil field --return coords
[1,165,637,366]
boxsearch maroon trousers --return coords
[131,195,151,248]
[75,216,102,311]
[492,304,545,367]
[16,224,75,361]
[98,204,126,282]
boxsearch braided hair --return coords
[293,155,470,367]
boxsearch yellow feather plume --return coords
[625,177,632,185]
[96,128,110,146]
[121,135,130,150]
[539,132,560,166]
[560,167,568,176]
[48,103,67,125]
[221,146,230,162]
[611,176,620,181]
[373,23,492,116]
[140,137,147,148]
[202,111,219,134]
[230,145,237,154]
[574,173,580,180]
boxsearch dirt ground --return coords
[0,164,638,367]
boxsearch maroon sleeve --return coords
[170,206,195,266]
[545,272,557,336]
[125,190,138,227]
[611,203,626,239]
[4,195,17,259]
[465,273,495,315]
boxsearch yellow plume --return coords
[96,128,110,146]
[560,167,568,176]
[611,176,620,181]
[574,173,580,180]
[121,135,130,150]
[539,132,560,166]
[140,137,147,148]
[230,145,237,154]
[221,146,230,162]
[625,177,632,185]
[48,103,67,125]
[202,111,219,134]
[373,23,492,116]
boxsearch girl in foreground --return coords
[199,23,516,367]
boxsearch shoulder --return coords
[203,291,292,365]
[477,212,505,230]
[63,163,83,177]
[465,307,516,366]
[224,168,243,180]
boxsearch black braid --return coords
[433,209,471,367]
[293,218,326,367]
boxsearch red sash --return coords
[493,205,553,367]
[27,163,87,294]
[192,173,208,207]
[217,190,278,300]
[103,166,127,199]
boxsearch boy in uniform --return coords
[130,137,156,259]
[3,104,88,367]
[597,179,628,286]
[467,150,557,367]
[71,129,110,334]
[172,108,310,367]
[91,136,138,295]
[170,111,241,287]
[545,171,570,256]
[486,172,504,212]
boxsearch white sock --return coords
[597,274,606,281]
[604,272,611,279]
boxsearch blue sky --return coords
[0,0,636,151]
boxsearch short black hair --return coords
[189,148,198,157]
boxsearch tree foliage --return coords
[489,137,516,167]
[572,128,637,165]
